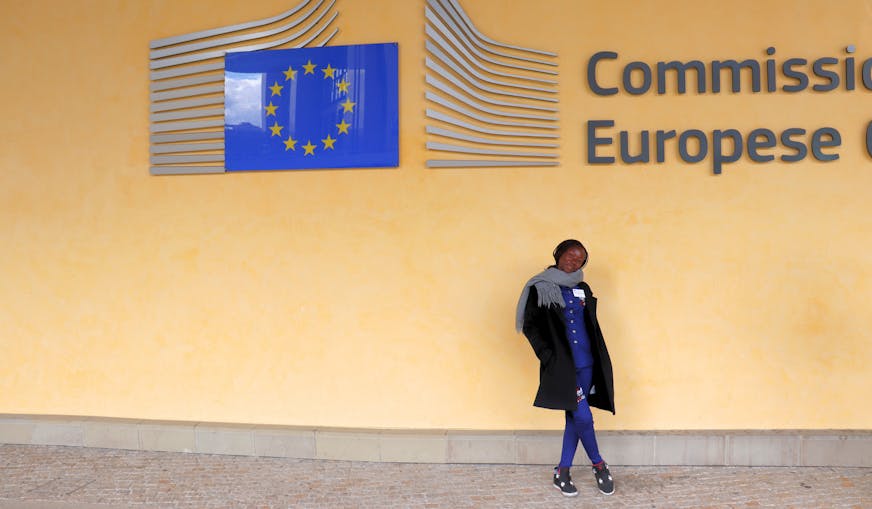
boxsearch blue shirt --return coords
[560,286,594,368]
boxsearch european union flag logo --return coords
[224,43,399,171]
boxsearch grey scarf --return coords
[515,267,583,332]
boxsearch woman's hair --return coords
[552,239,588,267]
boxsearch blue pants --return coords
[558,366,603,467]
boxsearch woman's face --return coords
[557,246,587,273]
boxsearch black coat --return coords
[522,282,615,414]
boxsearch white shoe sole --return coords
[552,483,579,497]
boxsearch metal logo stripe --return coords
[424,0,560,168]
[148,0,341,175]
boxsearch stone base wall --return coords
[1,415,869,466]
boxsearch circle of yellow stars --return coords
[262,59,355,157]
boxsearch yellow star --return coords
[264,102,278,116]
[269,81,283,96]
[336,119,351,135]
[302,60,316,75]
[283,136,297,151]
[269,121,283,137]
[283,66,297,80]
[337,79,350,93]
[321,134,336,150]
[302,140,316,155]
[341,98,356,113]
[322,64,336,79]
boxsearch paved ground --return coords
[0,444,869,508]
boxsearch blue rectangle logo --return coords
[224,43,399,171]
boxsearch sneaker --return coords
[552,467,578,497]
[592,462,615,495]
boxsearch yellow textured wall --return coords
[1,0,870,430]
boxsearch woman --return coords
[515,239,615,497]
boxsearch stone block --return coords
[0,416,36,444]
[655,434,725,465]
[195,424,255,456]
[138,423,196,453]
[727,433,800,466]
[379,431,447,463]
[315,430,381,461]
[253,427,316,459]
[596,432,656,465]
[31,420,85,447]
[446,431,516,464]
[83,421,141,450]
[515,431,562,464]
[802,433,872,467]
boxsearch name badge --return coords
[572,289,585,301]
